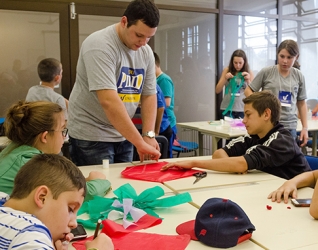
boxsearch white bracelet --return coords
[302,127,308,131]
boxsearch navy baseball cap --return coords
[176,198,255,248]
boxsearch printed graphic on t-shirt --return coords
[117,67,144,103]
[279,91,292,107]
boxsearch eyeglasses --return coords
[49,128,68,137]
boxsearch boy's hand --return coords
[86,233,114,250]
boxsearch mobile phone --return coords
[291,198,311,207]
[71,224,87,241]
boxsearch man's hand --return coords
[137,137,161,162]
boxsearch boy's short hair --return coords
[124,0,160,28]
[243,91,281,124]
[10,154,86,199]
[38,58,61,82]
[153,52,160,67]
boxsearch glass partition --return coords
[0,10,60,117]
[155,10,216,122]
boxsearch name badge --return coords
[279,91,291,107]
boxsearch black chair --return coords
[133,135,169,161]
[155,135,169,159]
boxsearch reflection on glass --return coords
[283,0,318,18]
[154,0,217,9]
[79,15,118,47]
[155,10,216,122]
[223,15,277,77]
[224,0,277,14]
[0,10,60,117]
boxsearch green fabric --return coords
[85,179,112,202]
[222,72,245,117]
[0,143,41,195]
[0,143,110,202]
[77,183,192,229]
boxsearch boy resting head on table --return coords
[0,154,114,250]
[162,91,310,180]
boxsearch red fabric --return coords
[121,161,203,183]
[132,118,142,124]
[101,214,162,236]
[72,232,191,250]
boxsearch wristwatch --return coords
[142,131,155,138]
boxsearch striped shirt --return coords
[0,206,54,249]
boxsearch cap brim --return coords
[176,220,198,240]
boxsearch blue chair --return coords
[172,140,198,158]
[305,155,318,170]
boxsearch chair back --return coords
[155,135,169,159]
[305,155,318,170]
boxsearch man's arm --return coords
[97,89,160,160]
[244,86,254,97]
[140,94,159,146]
[155,107,164,135]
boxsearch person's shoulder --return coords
[290,67,304,78]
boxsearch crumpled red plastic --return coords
[121,161,203,183]
[72,232,190,250]
[72,215,190,250]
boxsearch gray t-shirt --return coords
[68,24,156,142]
[25,85,68,119]
[249,65,306,129]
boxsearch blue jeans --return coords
[289,129,297,140]
[69,136,133,166]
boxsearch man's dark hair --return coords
[124,0,160,28]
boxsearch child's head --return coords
[277,39,300,69]
[38,58,62,84]
[243,91,280,124]
[154,51,160,67]
[10,154,86,242]
[4,100,66,153]
[228,49,250,75]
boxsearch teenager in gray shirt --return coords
[68,0,161,165]
[245,39,308,147]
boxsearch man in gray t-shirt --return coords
[68,0,161,165]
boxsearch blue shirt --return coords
[156,84,170,133]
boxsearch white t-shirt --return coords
[0,206,54,249]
